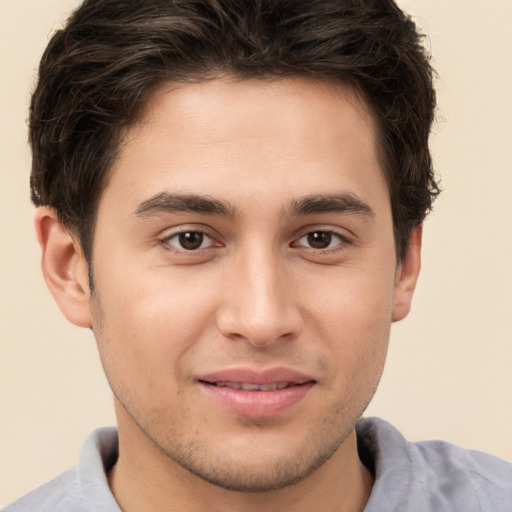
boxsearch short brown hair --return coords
[30,0,439,264]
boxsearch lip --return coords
[197,367,316,418]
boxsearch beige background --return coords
[1,0,511,506]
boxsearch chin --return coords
[180,448,336,492]
[158,422,352,493]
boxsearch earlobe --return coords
[392,225,422,322]
[35,207,93,328]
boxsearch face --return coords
[83,77,414,491]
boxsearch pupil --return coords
[307,232,331,249]
[179,232,203,250]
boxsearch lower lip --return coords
[199,382,315,418]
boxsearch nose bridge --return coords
[217,239,301,346]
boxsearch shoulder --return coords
[5,427,120,512]
[4,468,83,512]
[358,417,512,511]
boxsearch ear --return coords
[35,207,93,328]
[392,225,422,322]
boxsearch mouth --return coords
[197,368,316,417]
[206,381,297,391]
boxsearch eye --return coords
[294,230,347,250]
[163,231,215,251]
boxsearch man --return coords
[6,0,512,510]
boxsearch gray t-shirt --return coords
[6,417,512,511]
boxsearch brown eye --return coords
[306,231,334,249]
[293,230,347,251]
[164,231,212,251]
[178,232,204,250]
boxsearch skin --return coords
[37,76,421,512]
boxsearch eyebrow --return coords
[133,192,236,218]
[133,191,374,220]
[288,193,375,218]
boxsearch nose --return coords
[216,246,303,347]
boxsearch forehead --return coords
[101,76,387,216]
[135,76,376,157]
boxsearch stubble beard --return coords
[91,289,383,493]
[112,384,376,493]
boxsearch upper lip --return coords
[197,367,316,385]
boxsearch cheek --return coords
[307,264,395,331]
[90,265,221,387]
[303,267,394,379]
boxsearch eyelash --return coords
[292,230,351,252]
[160,229,218,253]
[159,228,351,255]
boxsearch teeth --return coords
[213,381,290,391]
[242,383,263,391]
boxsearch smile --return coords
[209,381,298,391]
[197,368,316,418]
